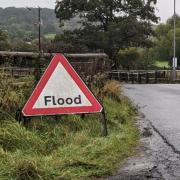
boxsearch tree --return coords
[0,29,10,50]
[117,47,155,70]
[117,47,140,69]
[153,15,180,66]
[55,0,158,58]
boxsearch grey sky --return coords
[0,0,56,9]
[156,0,179,23]
[0,0,179,23]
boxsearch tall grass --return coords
[0,76,139,179]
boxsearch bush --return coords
[117,47,140,69]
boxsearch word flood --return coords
[44,95,82,106]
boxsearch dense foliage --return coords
[0,7,60,40]
[0,7,84,53]
[152,15,180,67]
[116,47,155,70]
[0,28,10,50]
[55,0,158,59]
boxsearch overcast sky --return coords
[0,0,179,23]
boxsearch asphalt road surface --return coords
[124,84,180,153]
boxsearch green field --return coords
[155,61,170,69]
[44,33,56,40]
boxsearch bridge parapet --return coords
[109,70,180,84]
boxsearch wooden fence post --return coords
[146,72,149,84]
[138,73,142,84]
[155,71,158,83]
[132,73,134,84]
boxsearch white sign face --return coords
[33,63,91,109]
[22,54,103,116]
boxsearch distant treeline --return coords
[0,7,79,41]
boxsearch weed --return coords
[103,80,122,101]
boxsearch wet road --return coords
[124,84,180,152]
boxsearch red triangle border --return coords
[22,53,103,116]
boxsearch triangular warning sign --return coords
[22,53,103,116]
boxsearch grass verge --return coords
[0,78,139,179]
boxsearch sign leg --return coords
[101,109,108,136]
[81,114,85,119]
[15,109,22,123]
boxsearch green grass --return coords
[44,33,56,40]
[155,60,170,69]
[0,97,139,179]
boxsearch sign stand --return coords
[15,108,23,123]
[16,110,108,136]
[101,109,108,136]
[15,109,31,127]
[80,114,85,119]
